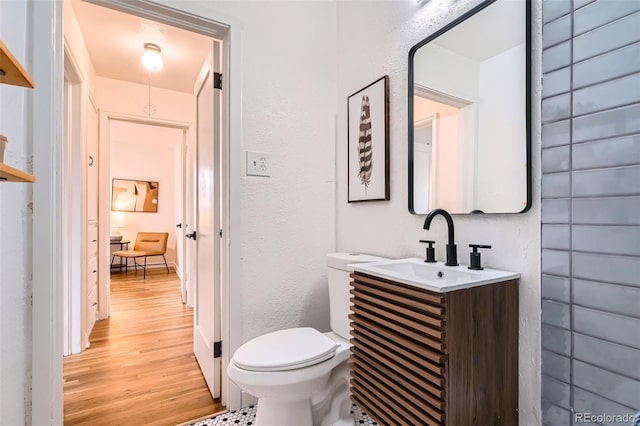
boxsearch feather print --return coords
[358,95,373,188]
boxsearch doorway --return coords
[32,0,242,422]
[59,0,230,422]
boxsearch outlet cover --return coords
[246,151,271,177]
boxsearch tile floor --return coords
[188,403,377,425]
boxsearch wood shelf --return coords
[0,163,36,183]
[0,39,36,183]
[0,40,35,88]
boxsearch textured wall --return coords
[540,1,640,424]
[0,2,32,424]
[226,1,338,342]
[336,1,542,424]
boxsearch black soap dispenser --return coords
[419,240,437,263]
[468,244,491,270]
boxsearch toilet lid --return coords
[233,328,338,372]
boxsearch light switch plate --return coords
[246,151,271,177]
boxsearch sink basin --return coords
[351,258,519,293]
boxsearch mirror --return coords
[408,0,531,214]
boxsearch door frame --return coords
[62,42,86,356]
[97,112,191,322]
[32,1,243,423]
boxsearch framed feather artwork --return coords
[347,75,390,202]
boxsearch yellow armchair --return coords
[111,232,170,279]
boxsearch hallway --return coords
[63,269,223,425]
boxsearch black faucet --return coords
[423,208,458,266]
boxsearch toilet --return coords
[227,253,388,426]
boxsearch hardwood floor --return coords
[63,268,223,426]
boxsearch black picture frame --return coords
[347,75,390,203]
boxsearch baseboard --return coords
[174,263,182,279]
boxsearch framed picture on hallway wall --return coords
[347,75,390,203]
[111,178,159,213]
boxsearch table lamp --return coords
[110,211,126,242]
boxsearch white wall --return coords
[414,43,479,102]
[110,121,182,265]
[228,1,338,342]
[477,44,527,212]
[336,1,542,425]
[97,77,195,123]
[153,1,339,343]
[0,2,32,423]
[63,0,97,93]
[433,110,461,209]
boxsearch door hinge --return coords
[214,341,222,358]
[214,72,222,90]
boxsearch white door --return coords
[192,40,222,399]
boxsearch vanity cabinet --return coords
[349,272,518,426]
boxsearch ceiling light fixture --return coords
[141,43,163,72]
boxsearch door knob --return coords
[186,231,197,240]
[176,223,182,228]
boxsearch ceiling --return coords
[71,0,212,93]
[432,1,525,63]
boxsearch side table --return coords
[110,240,130,271]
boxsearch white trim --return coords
[32,1,64,424]
[88,90,99,115]
[98,110,111,320]
[63,38,85,83]
[84,0,228,37]
[222,22,244,411]
[174,262,182,280]
[62,46,86,356]
[414,84,472,108]
[99,111,191,320]
[100,111,192,129]
[180,130,189,304]
[414,114,436,129]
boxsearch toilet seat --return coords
[233,327,338,372]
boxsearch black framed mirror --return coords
[408,0,531,215]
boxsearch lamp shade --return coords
[142,43,163,72]
[111,211,126,229]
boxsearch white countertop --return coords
[350,258,520,293]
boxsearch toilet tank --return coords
[326,253,389,339]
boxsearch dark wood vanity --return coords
[349,271,519,426]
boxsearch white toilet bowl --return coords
[227,253,389,426]
[227,329,352,426]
